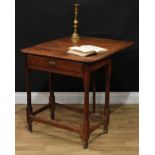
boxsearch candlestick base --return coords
[71,37,79,45]
[71,32,80,40]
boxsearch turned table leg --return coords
[49,72,55,120]
[26,66,33,132]
[104,61,111,133]
[82,66,90,149]
[92,73,96,113]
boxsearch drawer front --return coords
[27,55,84,75]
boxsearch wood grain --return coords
[16,104,139,155]
[21,36,134,149]
[21,37,134,63]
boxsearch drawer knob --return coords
[49,60,56,65]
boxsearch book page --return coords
[69,46,95,53]
[69,45,108,53]
[80,45,108,53]
[67,50,96,57]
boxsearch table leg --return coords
[26,68,33,132]
[49,72,55,120]
[104,61,111,133]
[92,73,96,113]
[82,68,90,149]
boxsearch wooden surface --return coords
[24,57,112,148]
[26,54,84,78]
[21,37,134,63]
[16,104,139,155]
[21,36,134,148]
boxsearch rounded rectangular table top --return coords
[21,37,134,63]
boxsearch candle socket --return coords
[71,3,80,40]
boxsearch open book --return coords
[67,45,108,57]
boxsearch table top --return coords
[21,37,134,63]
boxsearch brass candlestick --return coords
[71,3,80,40]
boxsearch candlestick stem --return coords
[71,3,80,40]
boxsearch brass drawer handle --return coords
[49,60,56,65]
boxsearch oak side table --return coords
[21,37,133,148]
